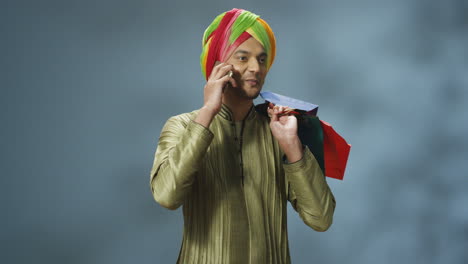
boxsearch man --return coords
[149,8,336,264]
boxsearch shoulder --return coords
[169,109,199,124]
[162,109,200,130]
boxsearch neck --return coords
[222,94,253,121]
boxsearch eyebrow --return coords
[234,50,267,57]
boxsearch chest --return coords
[201,118,286,197]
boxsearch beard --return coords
[231,81,262,100]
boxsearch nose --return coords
[247,58,260,73]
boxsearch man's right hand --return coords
[203,62,237,113]
[195,62,237,128]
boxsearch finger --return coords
[223,77,235,93]
[213,74,231,93]
[267,107,274,117]
[215,64,234,80]
[218,65,234,80]
[229,76,237,88]
[274,105,283,115]
[270,110,278,122]
[214,60,223,66]
[219,74,232,87]
[270,107,279,122]
[209,61,225,80]
[279,115,289,122]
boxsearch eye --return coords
[238,56,248,61]
[258,55,268,64]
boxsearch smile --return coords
[245,80,259,86]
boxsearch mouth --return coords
[244,79,259,86]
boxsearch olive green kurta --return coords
[150,104,336,264]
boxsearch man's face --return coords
[225,37,268,100]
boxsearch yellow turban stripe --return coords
[200,8,276,80]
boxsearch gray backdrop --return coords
[3,0,468,263]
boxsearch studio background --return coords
[3,0,467,263]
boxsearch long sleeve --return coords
[149,115,214,210]
[283,146,336,231]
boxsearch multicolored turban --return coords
[200,8,276,80]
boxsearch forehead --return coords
[234,37,265,54]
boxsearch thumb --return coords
[229,77,237,88]
[270,109,279,122]
[220,75,231,92]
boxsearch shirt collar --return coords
[218,103,257,122]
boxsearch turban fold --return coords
[200,8,276,80]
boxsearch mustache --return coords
[242,76,261,81]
